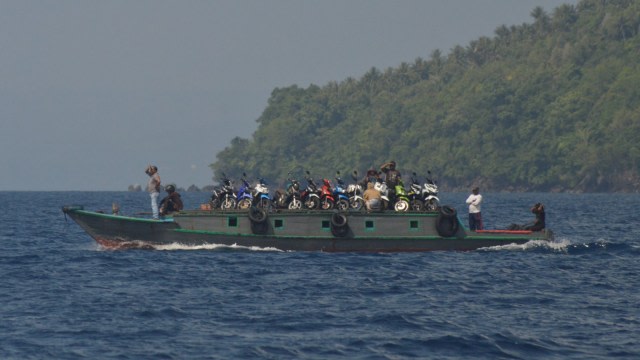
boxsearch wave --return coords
[93,236,636,255]
[478,238,573,252]
[478,237,637,255]
[92,239,284,252]
[151,242,284,252]
[564,240,636,255]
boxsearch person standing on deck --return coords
[145,165,161,219]
[466,186,483,231]
[379,161,401,189]
[380,161,401,207]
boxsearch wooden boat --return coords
[62,205,553,252]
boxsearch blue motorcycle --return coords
[252,177,272,209]
[333,171,351,211]
[236,174,253,210]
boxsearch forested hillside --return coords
[211,0,640,192]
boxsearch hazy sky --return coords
[1,0,577,191]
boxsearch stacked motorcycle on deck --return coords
[206,170,440,213]
[272,173,302,210]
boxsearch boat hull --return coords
[62,206,552,252]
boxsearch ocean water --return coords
[0,191,638,359]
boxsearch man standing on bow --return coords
[145,165,161,219]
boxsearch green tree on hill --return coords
[211,0,640,192]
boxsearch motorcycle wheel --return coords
[321,198,335,210]
[210,199,220,209]
[394,199,410,212]
[237,198,252,210]
[221,198,236,210]
[425,199,439,211]
[336,199,349,211]
[350,198,364,211]
[288,199,302,210]
[258,198,271,209]
[305,197,320,210]
[410,199,424,211]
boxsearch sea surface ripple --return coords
[0,191,638,359]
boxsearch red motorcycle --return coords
[319,178,336,210]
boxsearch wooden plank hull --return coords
[62,206,553,252]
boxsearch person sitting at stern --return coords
[524,203,545,231]
[508,203,546,231]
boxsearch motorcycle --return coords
[346,170,364,211]
[374,178,390,210]
[209,185,223,209]
[219,173,237,210]
[422,171,440,211]
[393,178,410,212]
[332,172,351,211]
[236,174,254,210]
[407,172,424,211]
[273,172,303,210]
[252,177,272,209]
[319,178,336,210]
[301,171,321,210]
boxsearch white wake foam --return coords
[478,237,572,252]
[152,242,284,252]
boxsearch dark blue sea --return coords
[1,191,638,359]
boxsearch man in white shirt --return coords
[465,187,483,231]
